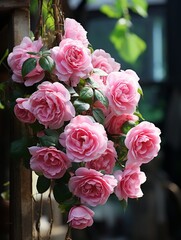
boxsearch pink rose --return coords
[29,146,71,179]
[7,37,44,86]
[105,70,141,114]
[105,112,138,135]
[63,18,89,47]
[67,205,94,229]
[114,165,146,201]
[68,167,117,206]
[92,49,120,85]
[125,121,161,166]
[85,140,117,174]
[51,38,93,86]
[27,81,75,129]
[59,115,108,162]
[14,98,36,123]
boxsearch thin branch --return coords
[64,225,72,240]
[35,194,43,240]
[34,0,43,39]
[52,0,64,44]
[47,181,54,240]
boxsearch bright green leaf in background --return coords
[110,24,146,63]
[100,0,148,64]
[130,0,148,17]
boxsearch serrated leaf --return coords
[80,86,94,101]
[92,108,105,125]
[73,99,90,113]
[39,56,55,72]
[39,134,58,147]
[36,175,51,194]
[53,183,72,204]
[94,89,109,107]
[21,58,37,77]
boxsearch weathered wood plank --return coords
[9,6,32,240]
[0,0,29,10]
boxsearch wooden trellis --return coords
[0,1,32,239]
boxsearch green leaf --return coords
[10,137,30,160]
[110,29,146,63]
[39,56,55,72]
[92,108,105,125]
[39,134,59,147]
[73,99,90,113]
[134,110,145,120]
[21,58,37,77]
[130,0,148,17]
[58,197,78,213]
[0,101,4,109]
[80,86,94,101]
[100,4,121,18]
[138,87,143,96]
[121,121,136,134]
[0,49,9,66]
[94,89,109,107]
[36,175,51,194]
[87,77,101,88]
[53,183,72,204]
[26,51,39,56]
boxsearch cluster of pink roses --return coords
[8,18,161,231]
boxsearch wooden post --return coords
[9,3,33,240]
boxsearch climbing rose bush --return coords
[8,18,161,234]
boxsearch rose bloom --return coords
[7,36,44,86]
[62,18,89,47]
[68,167,117,207]
[51,38,93,86]
[91,49,120,85]
[105,70,141,115]
[114,165,146,201]
[125,121,161,166]
[105,112,138,135]
[14,98,36,123]
[85,140,117,174]
[67,205,94,229]
[29,146,71,179]
[59,115,108,162]
[27,81,75,129]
